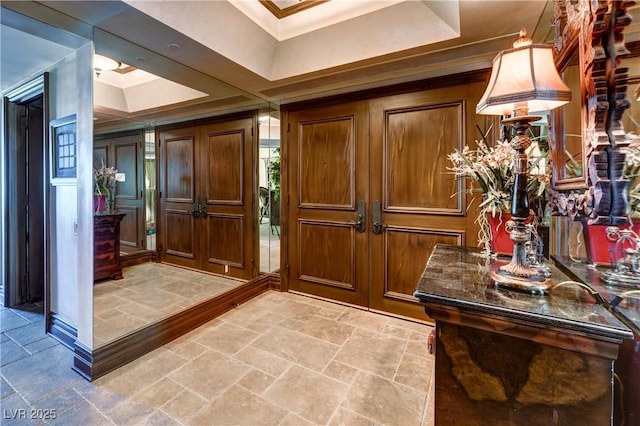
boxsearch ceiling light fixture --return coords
[94,54,121,78]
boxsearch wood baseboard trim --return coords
[120,250,156,268]
[267,273,281,290]
[72,341,92,381]
[49,313,77,350]
[76,274,272,381]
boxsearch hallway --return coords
[1,291,435,425]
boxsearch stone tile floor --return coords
[1,291,435,425]
[94,263,245,347]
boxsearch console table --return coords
[552,256,640,426]
[94,213,125,281]
[414,244,632,425]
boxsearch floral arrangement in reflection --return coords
[94,159,117,197]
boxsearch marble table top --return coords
[414,244,632,341]
[552,256,640,335]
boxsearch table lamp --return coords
[476,29,571,293]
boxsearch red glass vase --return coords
[93,194,107,213]
[582,218,640,266]
[485,212,534,256]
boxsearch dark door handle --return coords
[373,200,385,234]
[189,197,201,218]
[199,196,207,217]
[349,200,366,233]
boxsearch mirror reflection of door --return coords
[157,114,258,280]
[93,130,146,253]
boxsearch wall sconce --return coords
[476,29,571,293]
[94,54,121,78]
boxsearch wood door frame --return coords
[2,73,50,321]
[280,71,492,321]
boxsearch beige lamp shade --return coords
[476,35,571,116]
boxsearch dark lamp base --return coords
[491,269,551,294]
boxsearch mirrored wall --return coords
[92,33,281,348]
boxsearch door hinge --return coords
[287,122,291,133]
[251,258,255,269]
[287,194,290,205]
[158,243,163,253]
[251,127,254,137]
[285,264,290,276]
[140,190,144,198]
[159,191,162,198]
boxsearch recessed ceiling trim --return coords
[113,65,137,74]
[259,0,330,19]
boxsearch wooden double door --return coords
[158,116,257,280]
[285,82,486,320]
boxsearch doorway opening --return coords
[3,74,48,310]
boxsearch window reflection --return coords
[258,109,281,273]
[144,127,156,250]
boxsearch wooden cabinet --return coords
[414,245,632,425]
[94,213,125,281]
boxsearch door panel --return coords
[165,135,196,202]
[200,118,255,279]
[370,83,486,319]
[206,214,244,267]
[386,104,462,212]
[115,144,137,199]
[207,131,243,204]
[164,210,197,259]
[117,205,140,249]
[159,127,200,269]
[93,146,110,170]
[288,101,369,307]
[298,220,356,289]
[383,227,463,300]
[300,118,354,208]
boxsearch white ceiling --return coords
[0,0,547,130]
[2,0,637,131]
[0,14,75,91]
[229,0,410,40]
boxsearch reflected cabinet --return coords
[94,213,125,281]
[550,0,636,225]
